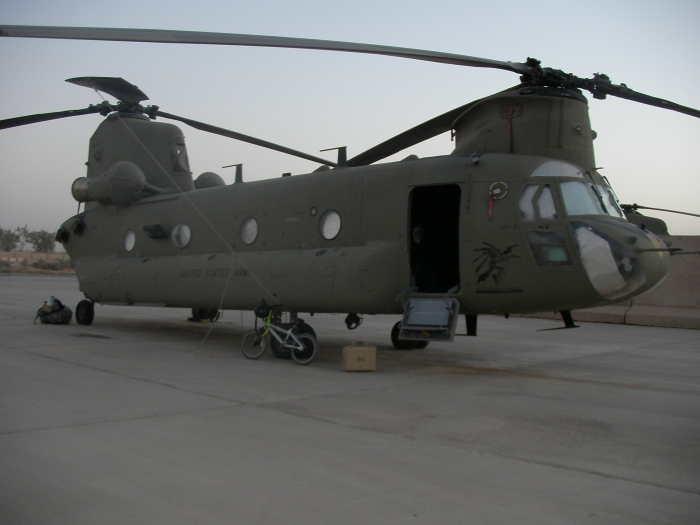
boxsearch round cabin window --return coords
[171,224,191,248]
[319,210,341,240]
[240,217,258,245]
[123,230,136,252]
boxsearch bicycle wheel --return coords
[291,333,317,365]
[241,329,266,359]
[270,321,316,359]
[269,323,292,359]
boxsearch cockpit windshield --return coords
[529,161,626,219]
[560,181,606,216]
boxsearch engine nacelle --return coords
[72,161,148,206]
[194,171,226,189]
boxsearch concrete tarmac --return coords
[1,274,699,524]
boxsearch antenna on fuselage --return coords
[223,163,243,184]
[320,146,347,168]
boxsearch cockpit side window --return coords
[526,230,572,266]
[519,180,571,266]
[519,184,557,221]
[519,185,538,221]
[598,184,625,218]
[537,186,557,220]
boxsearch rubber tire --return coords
[76,300,95,325]
[270,323,293,359]
[270,322,316,359]
[241,329,266,359]
[291,333,318,365]
[191,308,218,322]
[297,321,316,339]
[390,321,429,350]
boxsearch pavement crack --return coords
[256,397,700,497]
[378,354,700,395]
[0,405,234,436]
[479,452,700,497]
[5,346,243,403]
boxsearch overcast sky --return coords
[1,0,699,234]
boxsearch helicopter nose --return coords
[569,219,670,302]
[632,231,672,292]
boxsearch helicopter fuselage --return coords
[60,151,670,317]
[1,27,694,342]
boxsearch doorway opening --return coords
[409,184,461,293]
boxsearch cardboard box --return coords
[342,342,377,372]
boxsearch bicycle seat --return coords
[254,300,271,319]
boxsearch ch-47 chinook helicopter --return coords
[2,25,699,351]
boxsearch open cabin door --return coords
[409,184,461,293]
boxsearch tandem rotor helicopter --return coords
[2,25,699,352]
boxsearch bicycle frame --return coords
[258,312,305,351]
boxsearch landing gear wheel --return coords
[191,308,219,322]
[297,321,316,339]
[291,333,318,365]
[270,321,316,359]
[76,300,94,325]
[241,330,266,359]
[390,321,429,350]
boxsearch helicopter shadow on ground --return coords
[71,313,249,350]
[65,308,475,371]
[70,308,569,364]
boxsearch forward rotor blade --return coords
[575,77,700,119]
[4,26,698,120]
[0,103,106,130]
[0,25,533,75]
[530,67,700,119]
[155,110,337,167]
[66,77,148,104]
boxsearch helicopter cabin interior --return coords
[408,184,461,293]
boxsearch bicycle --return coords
[241,302,318,365]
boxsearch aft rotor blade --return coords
[348,86,521,166]
[0,25,533,75]
[347,101,479,166]
[155,110,337,167]
[0,103,106,130]
[66,76,149,104]
[622,203,700,218]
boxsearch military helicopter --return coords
[2,25,698,350]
